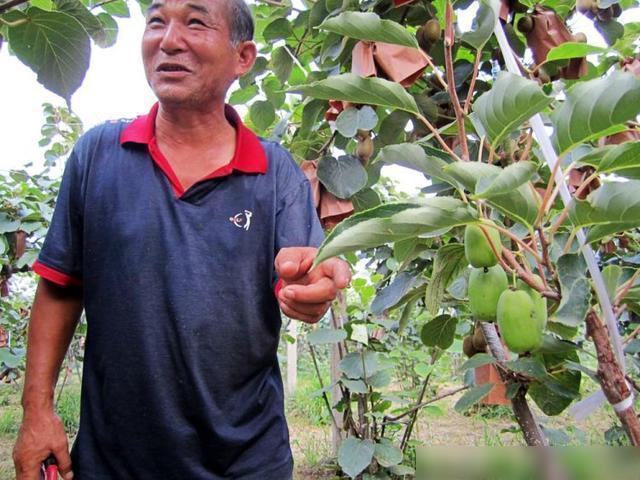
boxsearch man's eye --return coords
[188,18,206,26]
[147,16,163,25]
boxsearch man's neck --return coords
[155,100,235,150]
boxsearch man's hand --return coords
[275,247,351,323]
[13,410,73,480]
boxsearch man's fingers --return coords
[317,258,352,289]
[274,247,316,281]
[280,277,337,304]
[279,298,331,318]
[52,445,73,480]
[279,301,322,324]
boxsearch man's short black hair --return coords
[228,0,254,44]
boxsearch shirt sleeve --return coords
[275,179,325,252]
[32,150,84,287]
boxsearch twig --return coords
[549,171,600,235]
[535,154,567,228]
[0,0,28,14]
[444,1,469,161]
[463,49,482,114]
[425,56,448,91]
[309,343,341,434]
[384,385,468,424]
[615,269,640,307]
[502,248,560,300]
[416,113,462,162]
[537,227,556,278]
[623,324,640,346]
[400,372,431,452]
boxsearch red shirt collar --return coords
[120,103,268,177]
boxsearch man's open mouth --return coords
[157,63,191,72]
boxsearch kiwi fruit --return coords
[423,19,441,42]
[472,326,488,352]
[517,15,534,34]
[463,335,477,358]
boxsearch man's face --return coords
[142,0,254,108]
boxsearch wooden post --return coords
[286,320,298,396]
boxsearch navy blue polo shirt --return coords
[33,103,324,479]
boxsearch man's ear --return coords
[235,41,258,78]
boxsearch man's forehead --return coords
[147,0,222,14]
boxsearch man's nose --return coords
[159,21,185,54]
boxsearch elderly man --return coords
[12,1,350,478]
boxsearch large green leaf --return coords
[473,161,538,199]
[529,352,581,416]
[54,0,107,47]
[472,72,552,146]
[373,439,403,468]
[339,351,384,380]
[425,244,468,314]
[577,142,640,180]
[314,198,476,264]
[292,74,419,114]
[307,328,347,345]
[460,0,497,50]
[374,143,456,185]
[443,162,540,228]
[546,42,607,62]
[318,11,419,48]
[554,254,591,327]
[552,71,640,154]
[338,438,376,478]
[8,8,91,102]
[420,314,458,349]
[317,155,368,199]
[569,180,640,243]
[335,106,378,138]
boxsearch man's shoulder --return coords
[75,117,132,150]
[258,139,306,180]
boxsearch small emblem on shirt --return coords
[230,210,252,231]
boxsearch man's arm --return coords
[13,278,83,480]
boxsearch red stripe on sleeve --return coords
[32,260,82,287]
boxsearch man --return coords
[12,0,350,478]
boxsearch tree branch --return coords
[463,49,482,114]
[0,0,28,14]
[586,310,640,445]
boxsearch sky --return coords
[0,5,637,190]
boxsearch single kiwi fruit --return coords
[463,335,477,358]
[517,15,534,34]
[423,19,442,42]
[416,27,433,53]
[472,326,488,352]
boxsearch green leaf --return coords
[229,84,258,105]
[0,348,22,368]
[263,17,292,42]
[338,438,375,478]
[341,378,368,394]
[373,439,403,468]
[8,8,91,102]
[292,74,419,114]
[602,264,623,300]
[374,143,456,185]
[314,198,476,264]
[577,142,640,180]
[504,358,547,379]
[554,254,591,327]
[95,12,118,48]
[100,0,129,17]
[425,244,468,314]
[443,162,540,228]
[249,100,276,131]
[271,46,293,84]
[335,106,378,138]
[54,0,107,47]
[472,72,552,145]
[262,76,285,109]
[371,271,420,315]
[318,12,419,49]
[420,314,458,349]
[546,42,607,62]
[552,71,640,155]
[454,384,493,413]
[569,180,640,243]
[460,0,497,50]
[595,19,624,46]
[317,155,367,199]
[473,161,538,199]
[0,215,20,234]
[459,353,496,372]
[307,328,347,345]
[529,352,581,416]
[339,351,382,380]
